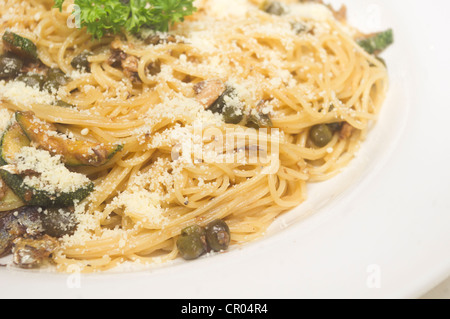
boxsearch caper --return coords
[43,68,68,92]
[0,54,23,79]
[205,219,230,252]
[16,73,45,89]
[40,207,78,238]
[264,1,287,16]
[309,124,333,147]
[71,51,93,72]
[177,225,207,260]
[181,224,206,238]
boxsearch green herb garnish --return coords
[357,29,394,55]
[54,0,197,38]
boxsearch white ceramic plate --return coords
[1,0,449,299]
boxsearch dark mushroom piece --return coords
[0,205,78,265]
[16,73,45,89]
[121,55,140,82]
[0,54,23,79]
[40,207,78,238]
[0,207,43,258]
[12,235,59,269]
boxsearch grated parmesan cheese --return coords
[110,187,168,229]
[13,146,91,194]
[0,108,12,135]
[0,80,56,106]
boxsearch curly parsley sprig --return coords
[54,0,197,38]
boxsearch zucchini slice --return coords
[0,123,31,165]
[0,168,94,207]
[2,31,38,60]
[0,183,24,212]
[0,124,28,211]
[15,111,123,167]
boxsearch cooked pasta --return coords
[0,0,390,272]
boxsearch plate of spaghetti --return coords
[0,0,448,299]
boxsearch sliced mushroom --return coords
[193,79,226,109]
[0,207,43,257]
[12,235,59,269]
[122,55,140,82]
[339,122,355,139]
[144,34,178,46]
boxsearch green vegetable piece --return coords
[264,1,287,16]
[0,54,23,79]
[177,224,207,260]
[209,87,245,124]
[0,168,94,207]
[205,219,230,252]
[222,104,245,125]
[43,68,69,93]
[207,87,230,114]
[309,124,333,148]
[0,117,94,207]
[290,21,308,34]
[16,111,123,167]
[41,207,78,237]
[357,29,394,55]
[2,31,37,60]
[0,184,24,212]
[0,123,30,166]
[376,56,387,67]
[16,73,45,89]
[53,0,197,38]
[71,51,93,72]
